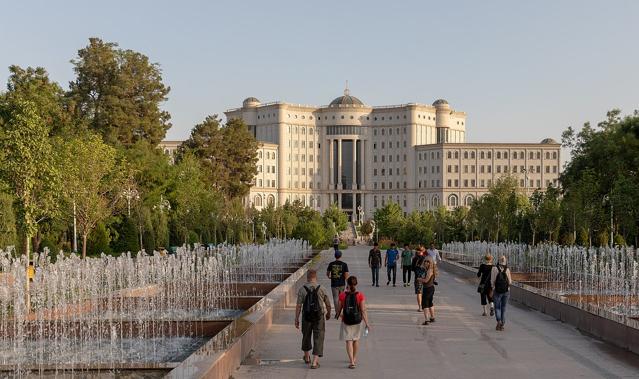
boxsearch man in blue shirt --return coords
[385,243,399,287]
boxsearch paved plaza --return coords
[234,246,639,379]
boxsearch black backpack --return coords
[343,292,362,325]
[303,285,323,321]
[494,265,510,294]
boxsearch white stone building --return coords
[161,90,561,221]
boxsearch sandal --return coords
[310,363,320,369]
[349,364,356,369]
[303,356,311,364]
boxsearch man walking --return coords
[326,250,349,315]
[368,242,382,287]
[385,243,399,286]
[296,269,332,369]
[333,235,340,252]
[401,243,413,287]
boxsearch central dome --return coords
[329,88,364,107]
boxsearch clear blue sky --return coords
[1,0,638,149]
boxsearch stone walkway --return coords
[234,246,639,379]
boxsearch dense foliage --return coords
[0,38,350,256]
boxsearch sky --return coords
[1,0,638,154]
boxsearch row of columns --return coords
[326,138,368,222]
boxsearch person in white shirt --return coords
[426,242,442,285]
[490,255,513,331]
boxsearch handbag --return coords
[477,283,486,294]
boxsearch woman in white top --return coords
[490,255,513,331]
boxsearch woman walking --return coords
[491,255,513,331]
[476,254,495,316]
[336,276,370,369]
[417,255,437,325]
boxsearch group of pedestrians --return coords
[296,251,370,369]
[367,242,441,325]
[295,242,514,370]
[476,253,513,330]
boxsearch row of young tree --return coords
[0,38,292,259]
[373,110,639,248]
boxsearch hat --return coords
[335,250,342,258]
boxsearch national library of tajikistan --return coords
[161,89,560,222]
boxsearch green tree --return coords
[0,192,17,249]
[59,135,128,257]
[0,99,60,258]
[323,203,349,234]
[69,38,171,146]
[373,202,404,240]
[3,65,72,136]
[180,116,258,199]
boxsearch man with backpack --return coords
[326,250,349,315]
[490,255,513,331]
[335,276,370,369]
[295,269,332,369]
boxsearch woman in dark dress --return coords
[476,254,494,316]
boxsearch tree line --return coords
[372,109,639,247]
[0,38,350,260]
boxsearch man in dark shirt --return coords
[326,250,349,315]
[368,242,382,287]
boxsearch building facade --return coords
[162,90,561,221]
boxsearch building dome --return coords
[540,138,559,144]
[243,97,261,107]
[432,99,449,106]
[329,87,364,107]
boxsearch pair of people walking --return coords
[477,254,512,330]
[296,255,370,369]
[412,245,438,324]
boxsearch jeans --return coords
[387,264,397,285]
[331,286,344,311]
[402,266,412,283]
[301,317,325,356]
[371,267,380,285]
[494,291,510,324]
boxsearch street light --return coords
[122,187,140,217]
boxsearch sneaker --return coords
[376,284,379,287]
[482,311,487,316]
[496,322,501,331]
[387,281,390,286]
[393,284,396,287]
[421,321,429,326]
[490,308,494,316]
[429,318,435,323]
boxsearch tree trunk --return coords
[33,230,42,256]
[82,233,88,259]
[25,233,31,313]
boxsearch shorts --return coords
[421,285,435,308]
[414,280,423,294]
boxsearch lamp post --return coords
[122,187,140,217]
